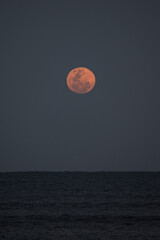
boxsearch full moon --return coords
[66,67,96,94]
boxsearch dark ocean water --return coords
[0,172,160,240]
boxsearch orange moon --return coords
[66,67,96,94]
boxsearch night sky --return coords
[1,0,160,171]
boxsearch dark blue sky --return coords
[1,0,160,171]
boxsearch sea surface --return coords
[0,172,160,240]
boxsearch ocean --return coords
[0,172,160,239]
